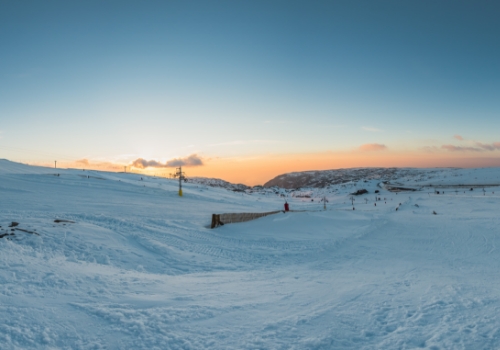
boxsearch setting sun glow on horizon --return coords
[34,148,500,186]
[1,1,500,184]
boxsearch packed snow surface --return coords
[1,159,500,349]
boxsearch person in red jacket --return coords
[284,202,289,212]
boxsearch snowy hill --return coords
[0,158,59,174]
[264,167,399,188]
[264,167,500,189]
[1,160,500,349]
[188,176,250,191]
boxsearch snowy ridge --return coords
[188,176,250,191]
[264,167,402,188]
[1,160,500,349]
[0,159,58,174]
[263,167,500,189]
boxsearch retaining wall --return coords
[211,210,282,228]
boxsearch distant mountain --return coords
[188,177,250,191]
[263,168,404,189]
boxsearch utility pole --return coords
[54,160,57,169]
[174,166,186,196]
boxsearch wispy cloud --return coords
[131,154,204,169]
[441,145,482,152]
[362,126,383,132]
[74,158,124,171]
[453,134,464,141]
[475,142,500,151]
[441,141,500,153]
[358,143,387,152]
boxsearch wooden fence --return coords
[211,210,283,228]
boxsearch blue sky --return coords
[1,1,499,183]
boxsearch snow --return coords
[1,159,500,349]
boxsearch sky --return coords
[1,0,499,185]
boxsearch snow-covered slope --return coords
[264,167,500,189]
[1,160,500,349]
[0,159,59,174]
[188,176,250,191]
[264,167,400,188]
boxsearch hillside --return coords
[263,167,500,189]
[1,160,500,349]
[188,176,250,191]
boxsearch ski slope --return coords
[1,159,500,349]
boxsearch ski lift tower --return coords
[174,166,186,196]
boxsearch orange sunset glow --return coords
[39,150,500,186]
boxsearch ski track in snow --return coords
[1,160,500,349]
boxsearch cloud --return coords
[131,159,163,168]
[475,142,500,151]
[441,142,500,153]
[70,159,124,171]
[76,158,90,165]
[165,154,203,167]
[362,126,383,132]
[453,134,464,141]
[358,143,387,152]
[441,145,481,152]
[131,154,204,169]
